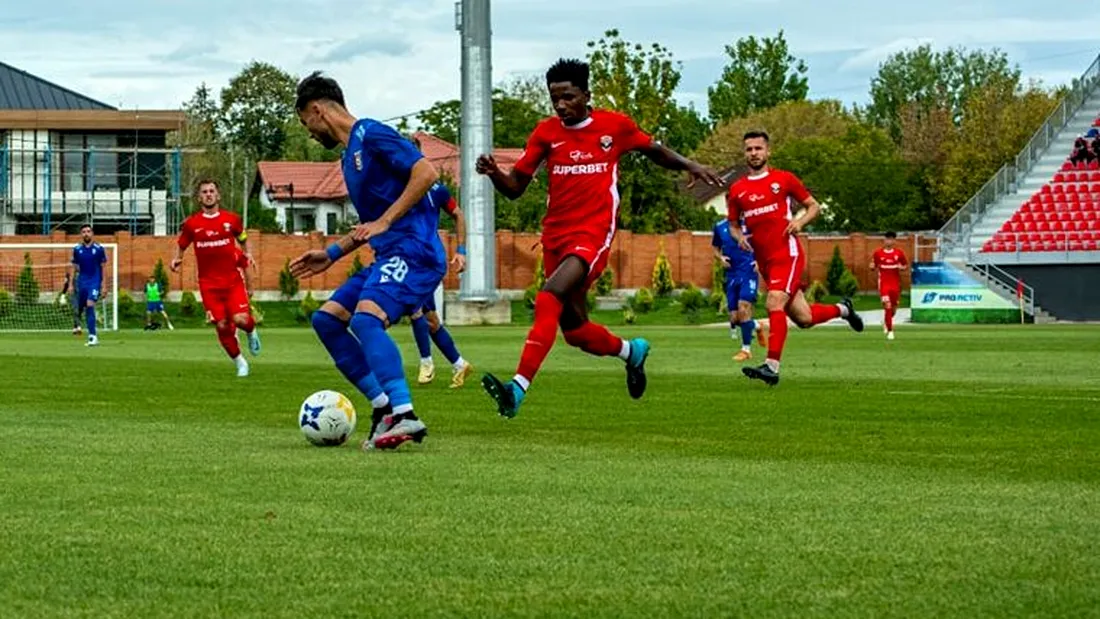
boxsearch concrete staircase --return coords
[953,261,1057,323]
[961,91,1100,256]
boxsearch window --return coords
[326,212,337,235]
[57,132,119,192]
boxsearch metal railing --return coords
[970,261,1035,317]
[938,51,1100,258]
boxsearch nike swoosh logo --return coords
[551,142,565,148]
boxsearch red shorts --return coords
[879,288,901,307]
[760,252,806,296]
[200,283,250,323]
[542,234,611,292]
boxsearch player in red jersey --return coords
[475,58,721,417]
[727,131,864,386]
[171,178,261,377]
[870,231,909,340]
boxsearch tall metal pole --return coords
[457,0,495,301]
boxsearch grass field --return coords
[2,324,1099,618]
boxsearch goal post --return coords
[0,243,119,332]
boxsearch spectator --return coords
[1092,136,1100,161]
[1087,127,1100,139]
[1071,137,1095,165]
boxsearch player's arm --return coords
[711,228,730,267]
[869,252,878,271]
[784,174,821,235]
[353,122,440,241]
[619,115,722,187]
[477,125,545,199]
[447,199,468,272]
[899,250,910,271]
[725,192,752,252]
[170,223,192,272]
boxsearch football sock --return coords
[563,321,624,358]
[85,306,97,336]
[885,306,895,331]
[515,291,564,387]
[411,314,433,360]
[311,311,388,406]
[729,321,739,340]
[766,310,788,362]
[740,319,755,348]
[349,312,412,416]
[431,324,462,365]
[809,303,842,325]
[216,322,241,358]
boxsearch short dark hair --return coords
[546,58,589,91]
[295,71,345,111]
[80,224,92,232]
[743,130,770,143]
[194,178,219,193]
[885,231,897,239]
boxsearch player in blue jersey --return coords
[712,218,768,362]
[289,71,446,451]
[410,180,473,389]
[71,224,108,347]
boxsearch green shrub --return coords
[586,289,597,313]
[631,287,655,314]
[152,258,170,297]
[708,290,725,313]
[651,244,674,297]
[806,279,828,303]
[678,283,707,314]
[711,256,726,296]
[524,284,539,310]
[17,253,39,305]
[118,289,142,319]
[179,291,199,316]
[623,307,636,324]
[826,246,846,296]
[297,291,321,323]
[595,266,614,296]
[837,269,860,298]
[346,252,365,279]
[0,287,12,317]
[251,302,265,326]
[533,254,546,291]
[279,258,300,300]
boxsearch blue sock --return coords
[411,315,433,360]
[431,325,462,365]
[349,313,413,415]
[86,306,97,336]
[312,311,387,407]
[740,319,755,347]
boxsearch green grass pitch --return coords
[2,324,1099,618]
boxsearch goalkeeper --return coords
[144,275,174,331]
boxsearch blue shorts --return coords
[725,275,758,308]
[77,285,101,307]
[147,301,164,312]
[329,255,445,324]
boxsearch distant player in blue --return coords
[712,218,768,361]
[410,180,473,389]
[289,71,446,452]
[71,224,107,347]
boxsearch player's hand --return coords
[352,220,389,242]
[720,256,731,269]
[451,253,467,273]
[475,154,499,176]
[685,162,723,189]
[245,253,258,272]
[738,238,753,252]
[784,219,805,236]
[170,258,182,272]
[289,250,333,279]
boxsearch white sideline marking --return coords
[888,390,1100,403]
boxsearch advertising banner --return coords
[911,262,1020,323]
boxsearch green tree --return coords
[16,253,39,305]
[278,258,300,300]
[707,30,809,127]
[415,78,547,148]
[651,243,675,297]
[151,258,170,297]
[695,99,853,169]
[867,45,1020,143]
[281,118,341,162]
[825,246,846,296]
[219,61,299,160]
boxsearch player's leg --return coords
[72,291,83,335]
[885,289,899,339]
[203,287,246,374]
[83,287,99,345]
[482,249,575,417]
[425,310,473,389]
[409,307,435,384]
[733,299,758,361]
[351,257,440,449]
[145,303,155,330]
[228,284,260,356]
[160,305,174,330]
[311,272,391,427]
[557,252,649,400]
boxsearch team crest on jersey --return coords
[770,182,781,194]
[599,135,613,151]
[223,222,231,232]
[353,150,363,171]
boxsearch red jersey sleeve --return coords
[783,171,811,203]
[226,211,246,242]
[443,197,459,217]
[899,249,910,266]
[617,113,653,152]
[513,122,550,177]
[726,183,743,221]
[177,218,193,249]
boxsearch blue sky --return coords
[2,0,1098,122]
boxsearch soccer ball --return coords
[298,390,357,447]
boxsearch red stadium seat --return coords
[1068,232,1081,242]
[1070,240,1084,252]
[1054,192,1068,203]
[1020,240,1034,252]
[1054,172,1066,183]
[1040,193,1054,204]
[1091,220,1100,230]
[1070,210,1082,221]
[1058,212,1071,222]
[1023,221,1036,232]
[1090,160,1099,170]
[1036,221,1050,232]
[1061,161,1073,171]
[1053,183,1065,193]
[1091,172,1100,182]
[1041,184,1052,194]
[1075,220,1088,231]
[1086,240,1098,251]
[1054,240,1067,251]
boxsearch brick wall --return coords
[0,230,938,293]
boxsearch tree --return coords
[867,45,1020,143]
[707,30,809,127]
[585,29,703,232]
[415,82,546,148]
[281,118,340,162]
[219,61,299,161]
[694,99,853,169]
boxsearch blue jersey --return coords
[712,220,754,279]
[342,119,446,269]
[72,242,107,288]
[426,182,459,218]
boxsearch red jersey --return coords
[513,109,652,247]
[872,247,908,291]
[177,209,246,289]
[726,169,811,262]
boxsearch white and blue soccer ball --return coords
[299,390,357,447]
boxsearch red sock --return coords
[216,324,241,359]
[563,321,625,357]
[766,310,788,361]
[238,313,255,333]
[515,291,564,387]
[884,305,894,331]
[810,303,841,325]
